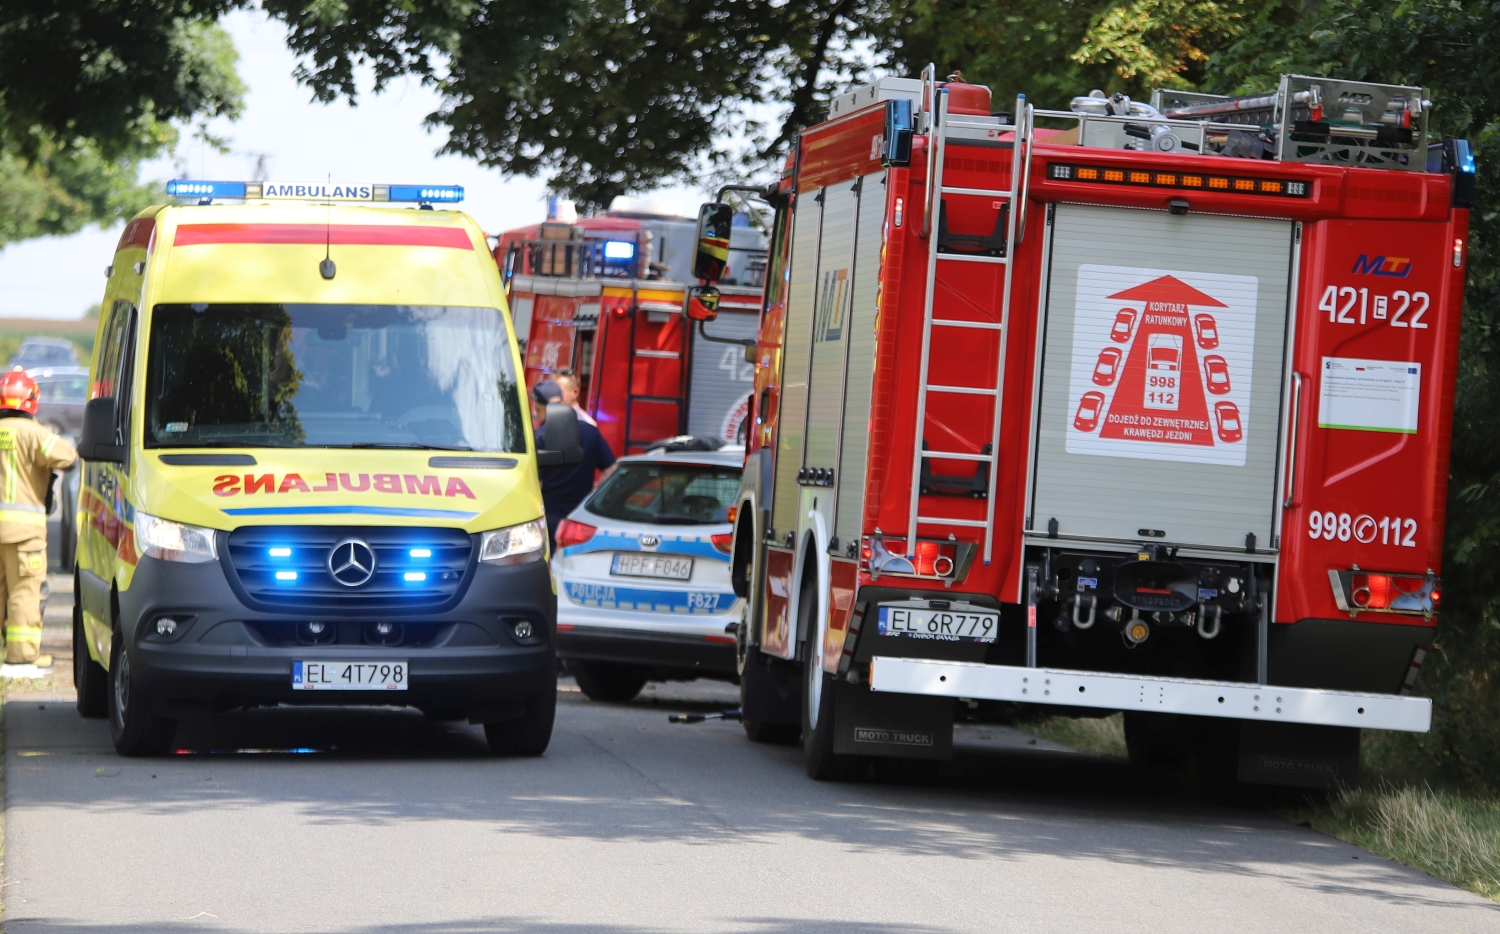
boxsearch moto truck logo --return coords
[1066,266,1259,467]
[1352,255,1412,277]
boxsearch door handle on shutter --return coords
[1282,372,1304,509]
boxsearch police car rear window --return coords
[585,463,740,525]
[144,304,527,452]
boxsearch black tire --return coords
[73,594,107,718]
[569,660,649,702]
[484,687,557,756]
[107,624,176,756]
[1123,712,1198,770]
[799,584,859,781]
[739,644,800,744]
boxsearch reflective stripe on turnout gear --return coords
[4,625,41,642]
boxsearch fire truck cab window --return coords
[585,463,741,525]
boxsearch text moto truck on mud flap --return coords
[716,70,1475,787]
[72,180,584,757]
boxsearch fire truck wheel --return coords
[802,664,859,781]
[1123,712,1199,770]
[740,644,800,744]
[569,660,649,702]
[800,586,860,781]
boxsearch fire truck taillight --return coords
[862,535,962,580]
[1329,569,1438,618]
[1455,238,1465,268]
[894,197,904,228]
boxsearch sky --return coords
[0,8,704,320]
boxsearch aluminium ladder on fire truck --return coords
[905,65,1035,564]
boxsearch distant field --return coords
[0,317,96,368]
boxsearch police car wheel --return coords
[107,626,176,757]
[73,595,107,718]
[483,686,556,756]
[569,660,648,703]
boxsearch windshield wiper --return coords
[346,442,474,451]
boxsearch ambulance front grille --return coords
[223,526,474,612]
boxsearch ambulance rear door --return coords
[1029,204,1294,550]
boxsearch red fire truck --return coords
[702,69,1474,787]
[494,197,767,454]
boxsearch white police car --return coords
[552,441,743,701]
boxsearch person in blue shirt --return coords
[533,379,617,540]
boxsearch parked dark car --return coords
[9,337,80,370]
[30,366,89,441]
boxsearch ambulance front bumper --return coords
[869,657,1432,732]
[116,556,556,712]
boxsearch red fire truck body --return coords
[722,72,1473,785]
[496,204,765,454]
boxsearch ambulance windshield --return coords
[144,304,528,452]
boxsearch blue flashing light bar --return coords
[603,240,636,260]
[275,570,298,582]
[404,572,427,582]
[166,180,465,204]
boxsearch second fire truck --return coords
[699,69,1474,787]
[495,197,768,454]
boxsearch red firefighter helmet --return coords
[0,366,39,415]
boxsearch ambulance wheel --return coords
[73,594,107,719]
[484,686,556,756]
[569,660,648,702]
[107,625,176,756]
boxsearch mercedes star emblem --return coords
[328,538,377,587]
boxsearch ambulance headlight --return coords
[479,518,547,566]
[135,511,219,564]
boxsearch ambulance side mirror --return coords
[685,285,721,322]
[79,397,124,463]
[693,202,734,282]
[536,403,583,467]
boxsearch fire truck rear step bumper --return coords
[869,656,1431,733]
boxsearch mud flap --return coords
[1237,721,1359,789]
[833,681,953,760]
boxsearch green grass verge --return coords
[1023,712,1128,760]
[1288,783,1500,902]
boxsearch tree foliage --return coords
[0,1,245,249]
[264,0,887,210]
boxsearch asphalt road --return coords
[5,587,1499,934]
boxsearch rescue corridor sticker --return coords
[1066,264,1258,467]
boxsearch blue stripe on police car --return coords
[564,581,734,614]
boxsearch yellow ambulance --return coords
[72,180,582,756]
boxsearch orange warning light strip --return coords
[1047,163,1311,198]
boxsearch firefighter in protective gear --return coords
[0,366,76,667]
